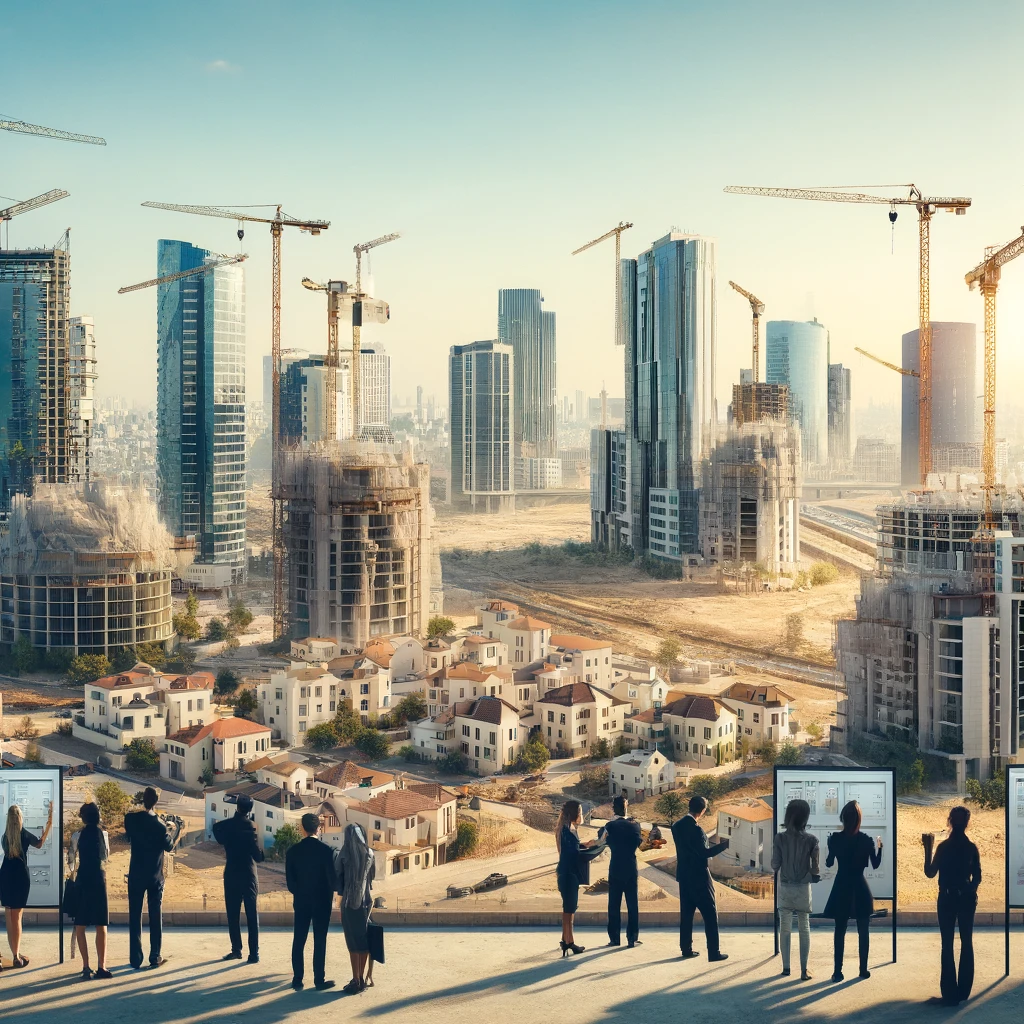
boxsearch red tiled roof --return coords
[505,615,551,631]
[167,724,205,745]
[483,600,519,613]
[167,673,215,691]
[195,717,271,742]
[549,633,612,652]
[539,682,628,707]
[315,760,395,789]
[719,682,793,706]
[406,782,458,803]
[361,789,439,819]
[451,695,518,725]
[662,694,727,723]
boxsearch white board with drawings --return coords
[775,769,896,915]
[1009,767,1024,908]
[0,766,62,907]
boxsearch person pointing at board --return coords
[0,801,53,970]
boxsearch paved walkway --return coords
[1,926,1022,1023]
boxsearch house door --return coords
[391,858,401,875]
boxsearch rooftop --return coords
[549,633,612,652]
[452,695,519,724]
[505,615,551,631]
[195,717,271,742]
[719,682,794,706]
[663,694,728,722]
[361,789,440,819]
[718,801,773,824]
[167,724,205,745]
[538,682,628,708]
[167,673,215,691]
[314,760,395,790]
[261,761,308,778]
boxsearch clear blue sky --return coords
[5,0,1024,424]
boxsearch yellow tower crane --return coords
[351,234,399,435]
[301,278,351,440]
[572,222,634,347]
[728,280,765,383]
[724,184,970,483]
[854,346,919,378]
[141,201,329,639]
[965,226,1024,525]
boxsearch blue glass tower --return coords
[766,319,828,467]
[156,240,246,579]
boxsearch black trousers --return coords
[127,878,164,968]
[291,899,332,985]
[833,916,869,975]
[607,874,639,944]
[225,875,259,957]
[680,887,720,955]
[937,890,976,1004]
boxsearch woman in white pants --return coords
[772,798,820,980]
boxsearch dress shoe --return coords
[222,951,243,961]
[291,978,304,991]
[708,952,729,962]
[247,954,260,964]
[628,940,643,948]
[149,957,168,969]
[315,979,336,991]
[680,950,700,959]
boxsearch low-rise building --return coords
[257,663,348,746]
[205,782,318,849]
[312,761,396,802]
[255,760,312,794]
[534,682,630,756]
[608,749,677,802]
[499,614,551,665]
[165,716,273,784]
[409,710,455,761]
[290,638,341,663]
[717,682,793,747]
[452,695,524,773]
[622,708,664,752]
[715,800,773,872]
[548,634,614,688]
[608,660,670,713]
[328,652,391,724]
[661,694,738,766]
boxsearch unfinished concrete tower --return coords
[278,442,432,647]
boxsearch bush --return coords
[332,703,363,745]
[965,776,1005,809]
[166,647,197,675]
[653,790,686,822]
[688,774,726,805]
[226,599,254,635]
[793,570,809,589]
[94,780,131,826]
[55,719,73,736]
[848,733,954,793]
[439,750,468,774]
[576,764,610,798]
[806,722,824,742]
[776,742,802,766]
[450,820,478,859]
[612,736,630,757]
[44,648,75,674]
[199,765,215,787]
[172,611,201,641]
[272,823,302,860]
[809,562,840,587]
[516,734,550,773]
[655,637,682,673]
[355,728,391,760]
[125,738,159,772]
[231,689,258,719]
[67,654,111,685]
[12,635,36,674]
[206,618,229,643]
[13,715,40,740]
[110,647,138,672]
[784,614,805,650]
[426,615,456,640]
[215,669,241,694]
[135,642,166,670]
[588,738,611,761]
[399,744,417,762]
[305,722,340,752]
[393,692,427,724]
[24,741,43,763]
[757,741,778,765]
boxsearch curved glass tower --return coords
[766,319,828,467]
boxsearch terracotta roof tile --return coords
[505,615,551,631]
[549,634,613,652]
[195,717,271,742]
[662,694,728,722]
[361,789,439,819]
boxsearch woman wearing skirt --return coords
[335,823,375,995]
[68,801,112,979]
[0,801,53,970]
[772,798,820,980]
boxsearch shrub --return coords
[24,741,43,763]
[450,820,479,859]
[806,722,824,742]
[230,689,258,719]
[793,570,809,589]
[305,722,340,752]
[399,744,417,762]
[125,738,159,772]
[67,654,111,685]
[655,637,682,673]
[688,775,726,805]
[965,776,1005,809]
[355,728,391,760]
[439,750,468,774]
[94,780,131,826]
[784,613,805,651]
[13,716,40,740]
[44,648,75,674]
[206,618,229,642]
[653,790,686,822]
[426,615,456,640]
[226,599,254,635]
[216,669,241,694]
[393,692,427,724]
[809,562,840,587]
[576,764,610,798]
[516,734,550,773]
[12,635,36,674]
[135,642,166,670]
[612,736,630,757]
[776,742,803,766]
[848,733,954,793]
[55,719,73,736]
[757,741,778,765]
[110,647,138,672]
[166,647,197,675]
[199,766,215,787]
[272,823,302,860]
[332,703,363,744]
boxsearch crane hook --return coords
[237,226,245,243]
[889,207,897,254]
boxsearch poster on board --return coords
[1009,766,1024,908]
[0,766,62,908]
[775,768,896,915]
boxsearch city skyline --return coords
[4,1,1024,436]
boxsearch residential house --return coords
[608,660,670,713]
[661,695,738,766]
[452,695,524,774]
[258,662,348,746]
[715,800,773,872]
[161,716,272,784]
[312,761,396,802]
[205,782,318,849]
[290,638,341,663]
[422,638,454,674]
[717,682,794,748]
[328,652,391,724]
[608,749,678,801]
[256,760,312,794]
[548,634,614,688]
[623,708,665,752]
[409,710,455,761]
[501,615,551,665]
[534,682,630,756]
[458,634,508,668]
[479,599,521,638]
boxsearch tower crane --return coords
[141,201,329,639]
[724,183,970,483]
[965,226,1024,525]
[0,118,106,146]
[854,346,919,378]
[572,222,634,347]
[117,254,248,294]
[728,280,765,383]
[0,190,70,246]
[300,278,350,440]
[352,234,399,433]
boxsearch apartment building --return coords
[661,694,738,766]
[258,663,348,745]
[534,682,630,756]
[548,633,614,687]
[328,652,392,723]
[452,695,524,773]
[717,681,793,747]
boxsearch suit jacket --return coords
[600,816,642,880]
[213,812,265,883]
[671,814,727,897]
[286,836,336,907]
[124,810,174,884]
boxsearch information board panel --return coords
[774,767,896,915]
[1009,766,1024,909]
[0,766,63,908]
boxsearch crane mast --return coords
[572,222,633,347]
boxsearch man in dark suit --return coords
[671,795,729,962]
[124,786,180,969]
[213,793,265,964]
[286,812,337,991]
[599,795,643,948]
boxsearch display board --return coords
[774,767,896,915]
[0,766,62,908]
[1009,766,1024,909]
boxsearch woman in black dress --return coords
[554,799,602,956]
[335,823,375,995]
[1,801,54,970]
[823,800,883,982]
[68,801,111,980]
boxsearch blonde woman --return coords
[0,801,54,969]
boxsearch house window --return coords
[275,689,283,700]
[360,701,368,712]
[484,747,491,759]
[753,713,760,724]
[360,684,369,695]
[188,700,193,712]
[704,728,712,740]
[197,699,204,711]
[266,826,273,833]
[266,811,274,819]
[489,731,497,745]
[315,686,322,697]
[688,726,695,738]
[462,725,470,737]
[299,705,307,717]
[475,728,480,740]
[547,711,554,723]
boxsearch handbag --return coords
[62,877,78,920]
[367,917,385,965]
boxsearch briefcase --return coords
[367,918,385,964]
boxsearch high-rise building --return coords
[575,389,586,424]
[731,382,789,427]
[621,232,717,560]
[68,316,97,483]
[901,322,977,485]
[449,339,514,513]
[156,240,246,582]
[590,428,629,549]
[0,246,72,504]
[265,348,309,439]
[359,343,391,436]
[498,289,556,460]
[828,363,852,469]
[766,319,829,468]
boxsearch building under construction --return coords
[277,442,431,648]
[730,382,789,427]
[698,420,801,573]
[0,482,177,654]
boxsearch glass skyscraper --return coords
[766,319,829,468]
[622,232,717,559]
[156,240,246,579]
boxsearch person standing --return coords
[68,801,112,980]
[213,794,264,964]
[599,796,642,948]
[672,795,729,962]
[923,806,981,1007]
[335,823,375,994]
[554,799,602,956]
[124,787,179,970]
[285,813,336,991]
[823,800,883,982]
[0,801,53,970]
[772,798,820,980]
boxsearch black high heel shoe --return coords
[559,940,585,957]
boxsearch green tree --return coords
[166,647,197,675]
[450,819,478,859]
[206,618,229,642]
[272,823,302,860]
[172,611,201,641]
[654,637,682,675]
[125,738,159,772]
[355,728,391,760]
[110,647,137,672]
[776,742,803,766]
[305,722,340,752]
[612,736,630,757]
[215,669,241,694]
[12,635,36,675]
[518,734,550,773]
[44,648,75,674]
[185,592,200,617]
[392,691,428,724]
[68,654,112,685]
[226,599,254,636]
[784,613,805,651]
[806,722,824,742]
[135,642,166,670]
[757,741,778,765]
[653,790,686,822]
[588,737,611,761]
[809,562,840,587]
[94,780,131,826]
[399,744,417,762]
[689,774,725,805]
[903,759,925,794]
[332,702,363,744]
[426,615,456,640]
[232,689,258,719]
[199,765,215,787]
[439,750,468,774]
